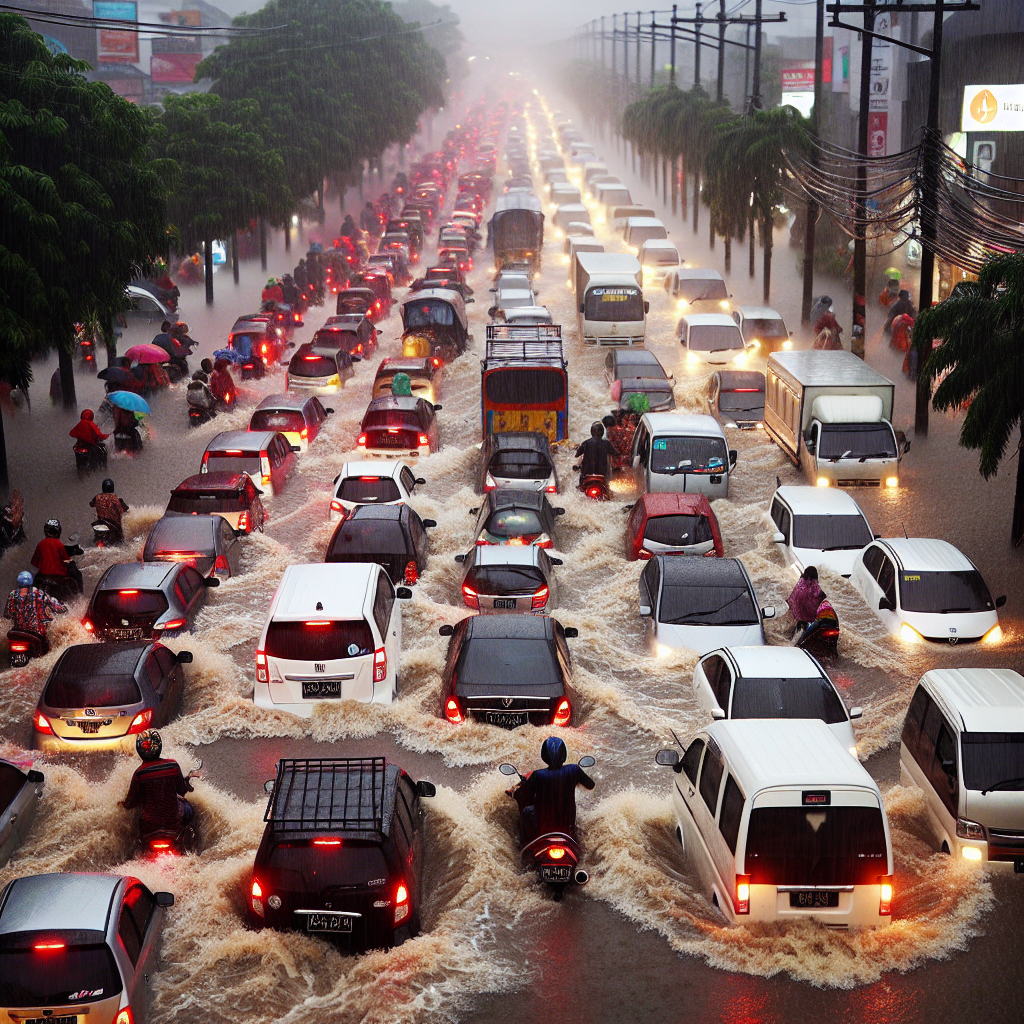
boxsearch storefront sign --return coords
[961,85,1024,132]
[94,1,138,64]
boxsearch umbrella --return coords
[107,391,151,415]
[97,366,135,384]
[124,343,170,364]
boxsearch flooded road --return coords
[0,89,1021,1024]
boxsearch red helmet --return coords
[136,730,162,761]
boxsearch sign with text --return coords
[962,85,1024,132]
[151,52,202,82]
[94,1,138,63]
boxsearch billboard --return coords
[962,85,1024,132]
[151,52,202,82]
[94,1,138,64]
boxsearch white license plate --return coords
[305,912,353,933]
[485,711,528,728]
[541,864,572,883]
[492,598,517,610]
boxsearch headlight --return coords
[733,350,748,365]
[848,746,859,759]
[687,351,701,365]
[816,477,830,487]
[961,846,983,861]
[719,300,729,309]
[655,643,674,658]
[885,476,899,487]
[676,299,689,310]
[983,623,1003,644]
[782,339,793,350]
[900,622,923,643]
[956,818,985,840]
[561,254,570,264]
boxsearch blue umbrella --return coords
[107,390,151,415]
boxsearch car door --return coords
[632,421,651,490]
[674,737,705,856]
[153,644,183,718]
[219,516,242,575]
[854,544,886,612]
[376,570,400,684]
[143,649,171,725]
[692,737,729,902]
[400,465,419,500]
[0,764,27,866]
[117,888,149,1021]
[693,653,732,718]
[273,435,294,491]
[640,557,662,648]
[179,566,207,620]
[769,496,794,563]
[875,554,900,630]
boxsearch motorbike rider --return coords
[574,421,619,488]
[89,478,129,540]
[796,597,840,648]
[68,408,108,457]
[279,274,299,309]
[261,278,284,304]
[30,519,83,594]
[361,201,380,235]
[121,730,201,838]
[786,565,826,633]
[187,371,216,418]
[4,570,66,651]
[209,358,234,409]
[512,737,595,846]
[339,214,357,240]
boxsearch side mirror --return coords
[632,454,641,468]
[204,577,220,588]
[333,475,340,484]
[498,762,518,776]
[579,303,585,313]
[487,307,498,317]
[432,404,443,412]
[553,507,566,516]
[878,598,895,612]
[177,651,194,664]
[771,530,786,545]
[468,507,479,516]
[639,603,652,618]
[439,624,454,636]
[27,769,44,784]
[563,626,579,638]
[416,477,426,485]
[549,557,563,566]
[761,606,776,619]
[422,519,437,528]
[874,533,882,540]
[325,408,335,415]
[578,755,596,768]
[351,355,362,363]
[729,450,737,468]
[396,586,412,600]
[644,301,650,314]
[996,595,1007,608]
[416,780,436,798]
[454,553,466,564]
[154,892,175,908]
[264,779,275,794]
[711,708,726,721]
[849,706,863,720]
[655,748,679,767]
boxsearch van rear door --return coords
[263,620,375,704]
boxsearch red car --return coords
[625,493,724,561]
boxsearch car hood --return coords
[656,621,763,656]
[901,608,998,642]
[792,545,861,578]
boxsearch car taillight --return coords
[201,451,209,467]
[330,499,344,515]
[404,561,418,585]
[294,313,301,322]
[879,875,893,915]
[251,878,264,917]
[536,539,552,549]
[115,1008,134,1024]
[214,554,229,575]
[418,433,430,447]
[238,510,251,532]
[300,427,308,439]
[33,710,53,734]
[444,696,464,724]
[483,472,497,491]
[357,433,367,446]
[585,485,602,498]
[637,548,653,560]
[394,881,410,924]
[256,650,268,683]
[461,583,479,609]
[703,548,717,557]
[127,709,153,734]
[83,618,94,631]
[545,483,558,493]
[532,586,549,610]
[735,874,750,914]
[9,640,29,652]
[262,475,271,487]
[150,840,172,851]
[154,618,187,632]
[552,698,571,727]
[373,646,387,683]
[546,845,567,860]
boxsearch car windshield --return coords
[485,508,544,539]
[730,677,847,724]
[290,354,336,378]
[643,514,714,548]
[490,451,552,479]
[362,409,419,430]
[250,410,306,433]
[467,565,545,594]
[168,489,247,513]
[650,436,728,475]
[584,286,644,322]
[817,423,897,460]
[744,805,888,885]
[660,583,757,626]
[0,943,123,1007]
[205,454,259,475]
[93,589,168,620]
[742,317,788,339]
[45,672,142,709]
[339,477,401,503]
[688,325,744,353]
[960,733,1024,792]
[792,514,872,551]
[718,389,764,413]
[456,637,560,687]
[405,300,455,328]
[267,839,388,885]
[264,620,374,660]
[328,521,408,558]
[898,569,993,614]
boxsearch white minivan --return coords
[656,719,894,927]
[255,563,410,717]
[631,413,736,498]
[624,216,668,251]
[900,668,1024,870]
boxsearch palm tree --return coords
[915,254,1024,545]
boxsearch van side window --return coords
[921,698,958,815]
[701,655,731,711]
[375,572,396,634]
[862,545,885,580]
[400,467,417,493]
[681,739,704,785]
[698,743,725,815]
[118,902,143,965]
[718,775,744,854]
[901,685,930,760]
[877,556,897,606]
[771,502,791,542]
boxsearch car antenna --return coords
[775,474,781,489]
[670,728,685,750]
[316,601,323,611]
[900,521,908,539]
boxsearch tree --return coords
[915,254,1024,545]
[154,93,289,304]
[0,13,167,425]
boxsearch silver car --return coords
[0,761,43,866]
[0,872,173,1024]
[143,514,242,578]
[455,544,560,614]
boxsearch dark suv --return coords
[325,503,435,585]
[250,758,435,952]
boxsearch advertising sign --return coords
[151,52,202,82]
[961,85,1024,132]
[94,1,138,64]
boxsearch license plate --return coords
[74,720,109,734]
[374,434,405,446]
[305,912,353,933]
[492,598,517,610]
[25,1018,76,1024]
[789,890,840,908]
[302,678,343,699]
[111,628,144,641]
[485,711,528,728]
[541,865,572,883]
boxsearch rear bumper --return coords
[33,729,136,753]
[253,679,393,716]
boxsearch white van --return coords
[900,668,1024,870]
[594,183,633,210]
[552,203,591,233]
[624,217,668,251]
[639,239,681,284]
[631,413,736,498]
[254,563,410,717]
[656,719,894,927]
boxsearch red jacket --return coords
[261,284,284,303]
[210,368,233,402]
[31,537,70,576]
[69,413,108,445]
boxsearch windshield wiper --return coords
[858,451,895,462]
[820,543,867,551]
[939,607,972,614]
[982,776,1024,795]
[828,450,853,463]
[710,347,742,354]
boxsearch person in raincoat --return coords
[787,566,826,632]
[884,290,916,334]
[390,372,412,397]
[608,392,648,461]
[210,359,234,408]
[261,278,284,304]
[69,409,108,447]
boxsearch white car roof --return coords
[706,719,881,796]
[504,306,552,321]
[878,538,976,572]
[642,412,725,438]
[922,668,1024,733]
[682,313,739,327]
[339,460,407,481]
[736,306,784,320]
[626,217,665,228]
[775,485,866,517]
[640,239,678,252]
[474,545,542,567]
[673,267,726,282]
[273,563,374,620]
[722,645,825,679]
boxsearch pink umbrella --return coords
[124,343,170,364]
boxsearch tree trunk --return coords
[671,155,678,215]
[709,217,715,250]
[1013,432,1024,547]
[749,211,756,277]
[631,141,636,174]
[204,233,214,305]
[259,218,268,271]
[762,214,773,302]
[724,235,731,273]
[358,164,364,202]
[103,317,117,368]
[662,158,668,205]
[693,173,699,234]
[284,219,291,253]
[59,342,76,408]
[230,232,239,285]
[0,407,8,497]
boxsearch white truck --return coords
[572,251,648,346]
[764,350,908,488]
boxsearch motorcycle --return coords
[0,491,26,556]
[579,473,612,501]
[796,621,840,662]
[7,628,47,668]
[139,761,202,856]
[34,543,84,602]
[114,426,143,454]
[74,441,107,475]
[188,405,216,428]
[500,756,596,901]
[92,517,123,547]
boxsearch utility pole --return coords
[751,0,764,110]
[636,9,642,93]
[623,12,629,87]
[601,15,606,67]
[694,3,703,88]
[801,0,825,324]
[669,4,677,86]
[744,23,751,103]
[851,2,873,358]
[650,10,657,87]
[716,0,727,103]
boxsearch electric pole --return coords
[716,0,727,103]
[851,2,874,358]
[751,0,764,110]
[801,0,825,325]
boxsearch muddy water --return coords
[0,93,1020,1024]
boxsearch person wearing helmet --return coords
[261,278,284,304]
[89,478,129,541]
[68,408,108,450]
[513,737,595,845]
[3,569,66,647]
[573,420,619,488]
[121,730,202,836]
[30,519,82,593]
[209,358,234,409]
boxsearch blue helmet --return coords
[16,571,33,588]
[541,736,567,768]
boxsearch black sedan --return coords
[325,503,436,586]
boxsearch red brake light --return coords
[552,698,571,727]
[404,561,418,585]
[330,499,344,513]
[150,841,171,851]
[127,708,153,734]
[313,838,342,846]
[214,554,229,574]
[396,883,408,904]
[115,1008,134,1024]
[305,620,331,626]
[300,427,308,439]
[461,583,479,609]
[418,433,430,447]
[256,649,267,683]
[532,586,549,610]
[34,941,65,951]
[154,618,186,632]
[83,618,94,631]
[33,710,53,734]
[879,875,893,915]
[9,641,28,652]
[238,510,251,532]
[547,846,567,860]
[120,589,139,595]
[357,433,367,446]
[545,484,558,493]
[586,486,602,498]
[251,878,264,917]
[373,646,387,683]
[735,874,751,914]
[444,696,464,724]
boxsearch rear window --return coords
[660,584,757,626]
[339,477,401,503]
[960,732,1024,793]
[267,839,388,885]
[730,677,847,725]
[456,637,561,688]
[643,514,713,547]
[687,325,744,353]
[168,489,246,513]
[290,354,337,378]
[363,409,419,430]
[93,589,168,621]
[485,508,543,539]
[484,369,566,406]
[250,410,306,433]
[744,805,888,885]
[898,569,994,614]
[0,943,123,1006]
[467,565,545,594]
[489,450,552,479]
[792,514,872,552]
[718,389,764,413]
[45,671,142,709]
[313,330,356,350]
[327,521,408,558]
[205,454,259,475]
[264,620,374,661]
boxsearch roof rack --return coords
[485,324,565,367]
[266,757,387,833]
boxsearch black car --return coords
[478,432,558,494]
[0,760,43,866]
[708,370,766,429]
[470,488,564,548]
[438,613,578,727]
[251,757,435,952]
[325,503,436,586]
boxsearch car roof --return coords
[659,555,748,587]
[721,645,824,679]
[489,430,552,453]
[642,412,725,438]
[504,307,552,320]
[921,668,1024,733]
[274,564,375,619]
[173,472,250,492]
[377,358,431,374]
[52,641,149,680]
[207,430,277,451]
[736,306,784,320]
[705,720,881,795]
[147,514,219,548]
[465,612,553,640]
[255,393,314,412]
[473,545,542,567]
[98,561,177,589]
[775,486,866,516]
[876,538,975,572]
[673,267,726,282]
[683,313,740,327]
[0,873,123,936]
[339,460,407,479]
[614,349,662,364]
[640,239,678,251]
[639,492,713,517]
[366,395,428,412]
[485,488,548,511]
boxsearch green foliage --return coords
[391,0,465,82]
